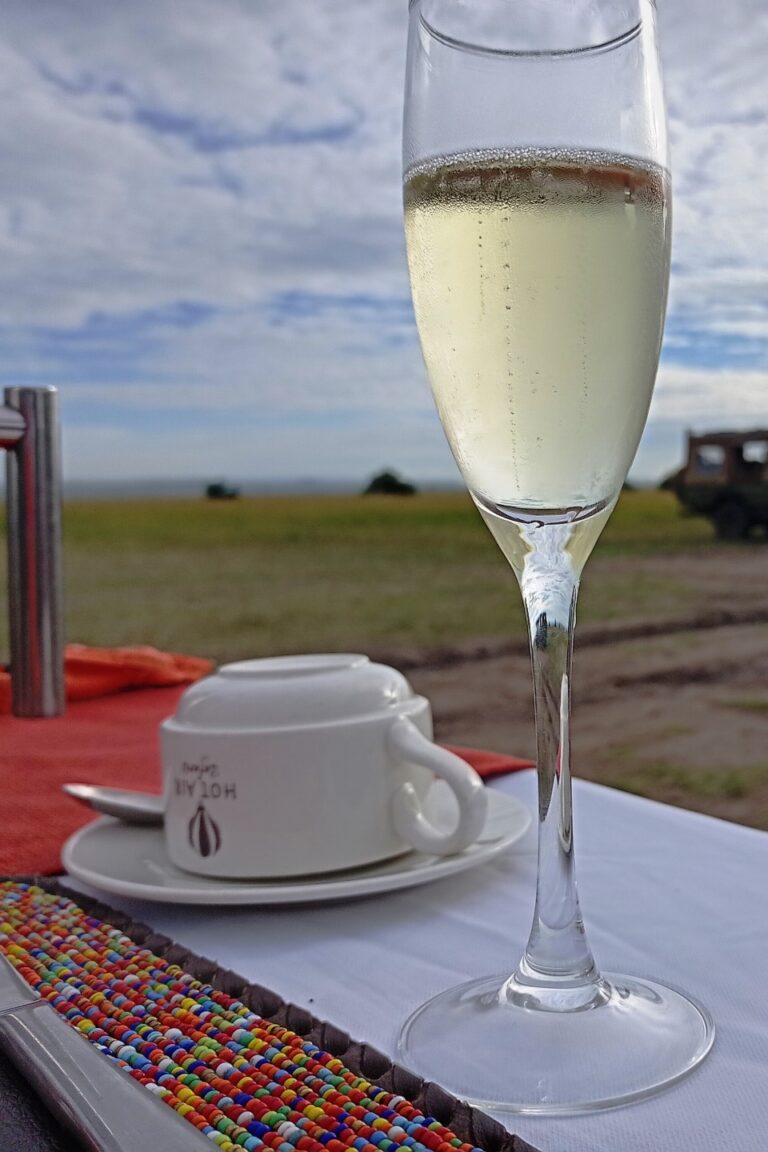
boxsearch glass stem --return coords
[507,522,602,1005]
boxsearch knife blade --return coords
[0,951,212,1151]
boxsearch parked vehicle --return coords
[672,431,768,540]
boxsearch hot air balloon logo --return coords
[188,804,222,857]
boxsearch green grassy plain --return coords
[0,489,712,663]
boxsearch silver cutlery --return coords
[63,783,165,825]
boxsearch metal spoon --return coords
[63,783,165,825]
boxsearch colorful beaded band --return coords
[0,882,484,1152]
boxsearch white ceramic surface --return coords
[61,787,530,905]
[160,654,487,878]
[173,654,414,728]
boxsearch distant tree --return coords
[205,482,240,500]
[362,470,417,496]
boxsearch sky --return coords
[0,0,765,489]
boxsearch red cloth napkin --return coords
[0,643,215,712]
[444,745,533,781]
[0,650,533,876]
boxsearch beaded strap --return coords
[0,882,483,1152]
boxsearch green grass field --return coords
[0,489,712,663]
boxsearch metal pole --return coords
[3,386,64,716]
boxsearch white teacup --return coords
[160,653,487,879]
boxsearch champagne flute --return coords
[398,0,714,1113]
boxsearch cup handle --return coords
[388,717,487,855]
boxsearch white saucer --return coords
[62,788,531,905]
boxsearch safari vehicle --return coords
[673,431,768,540]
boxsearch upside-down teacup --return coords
[160,653,487,879]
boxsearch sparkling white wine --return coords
[404,150,671,515]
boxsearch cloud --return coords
[658,0,768,375]
[652,365,768,423]
[0,0,764,485]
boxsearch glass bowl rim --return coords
[410,0,651,59]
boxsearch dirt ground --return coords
[399,545,768,831]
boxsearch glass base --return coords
[397,971,714,1114]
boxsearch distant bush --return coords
[205,482,240,500]
[362,470,417,496]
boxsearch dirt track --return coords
[401,545,768,830]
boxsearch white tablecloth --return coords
[65,771,768,1152]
